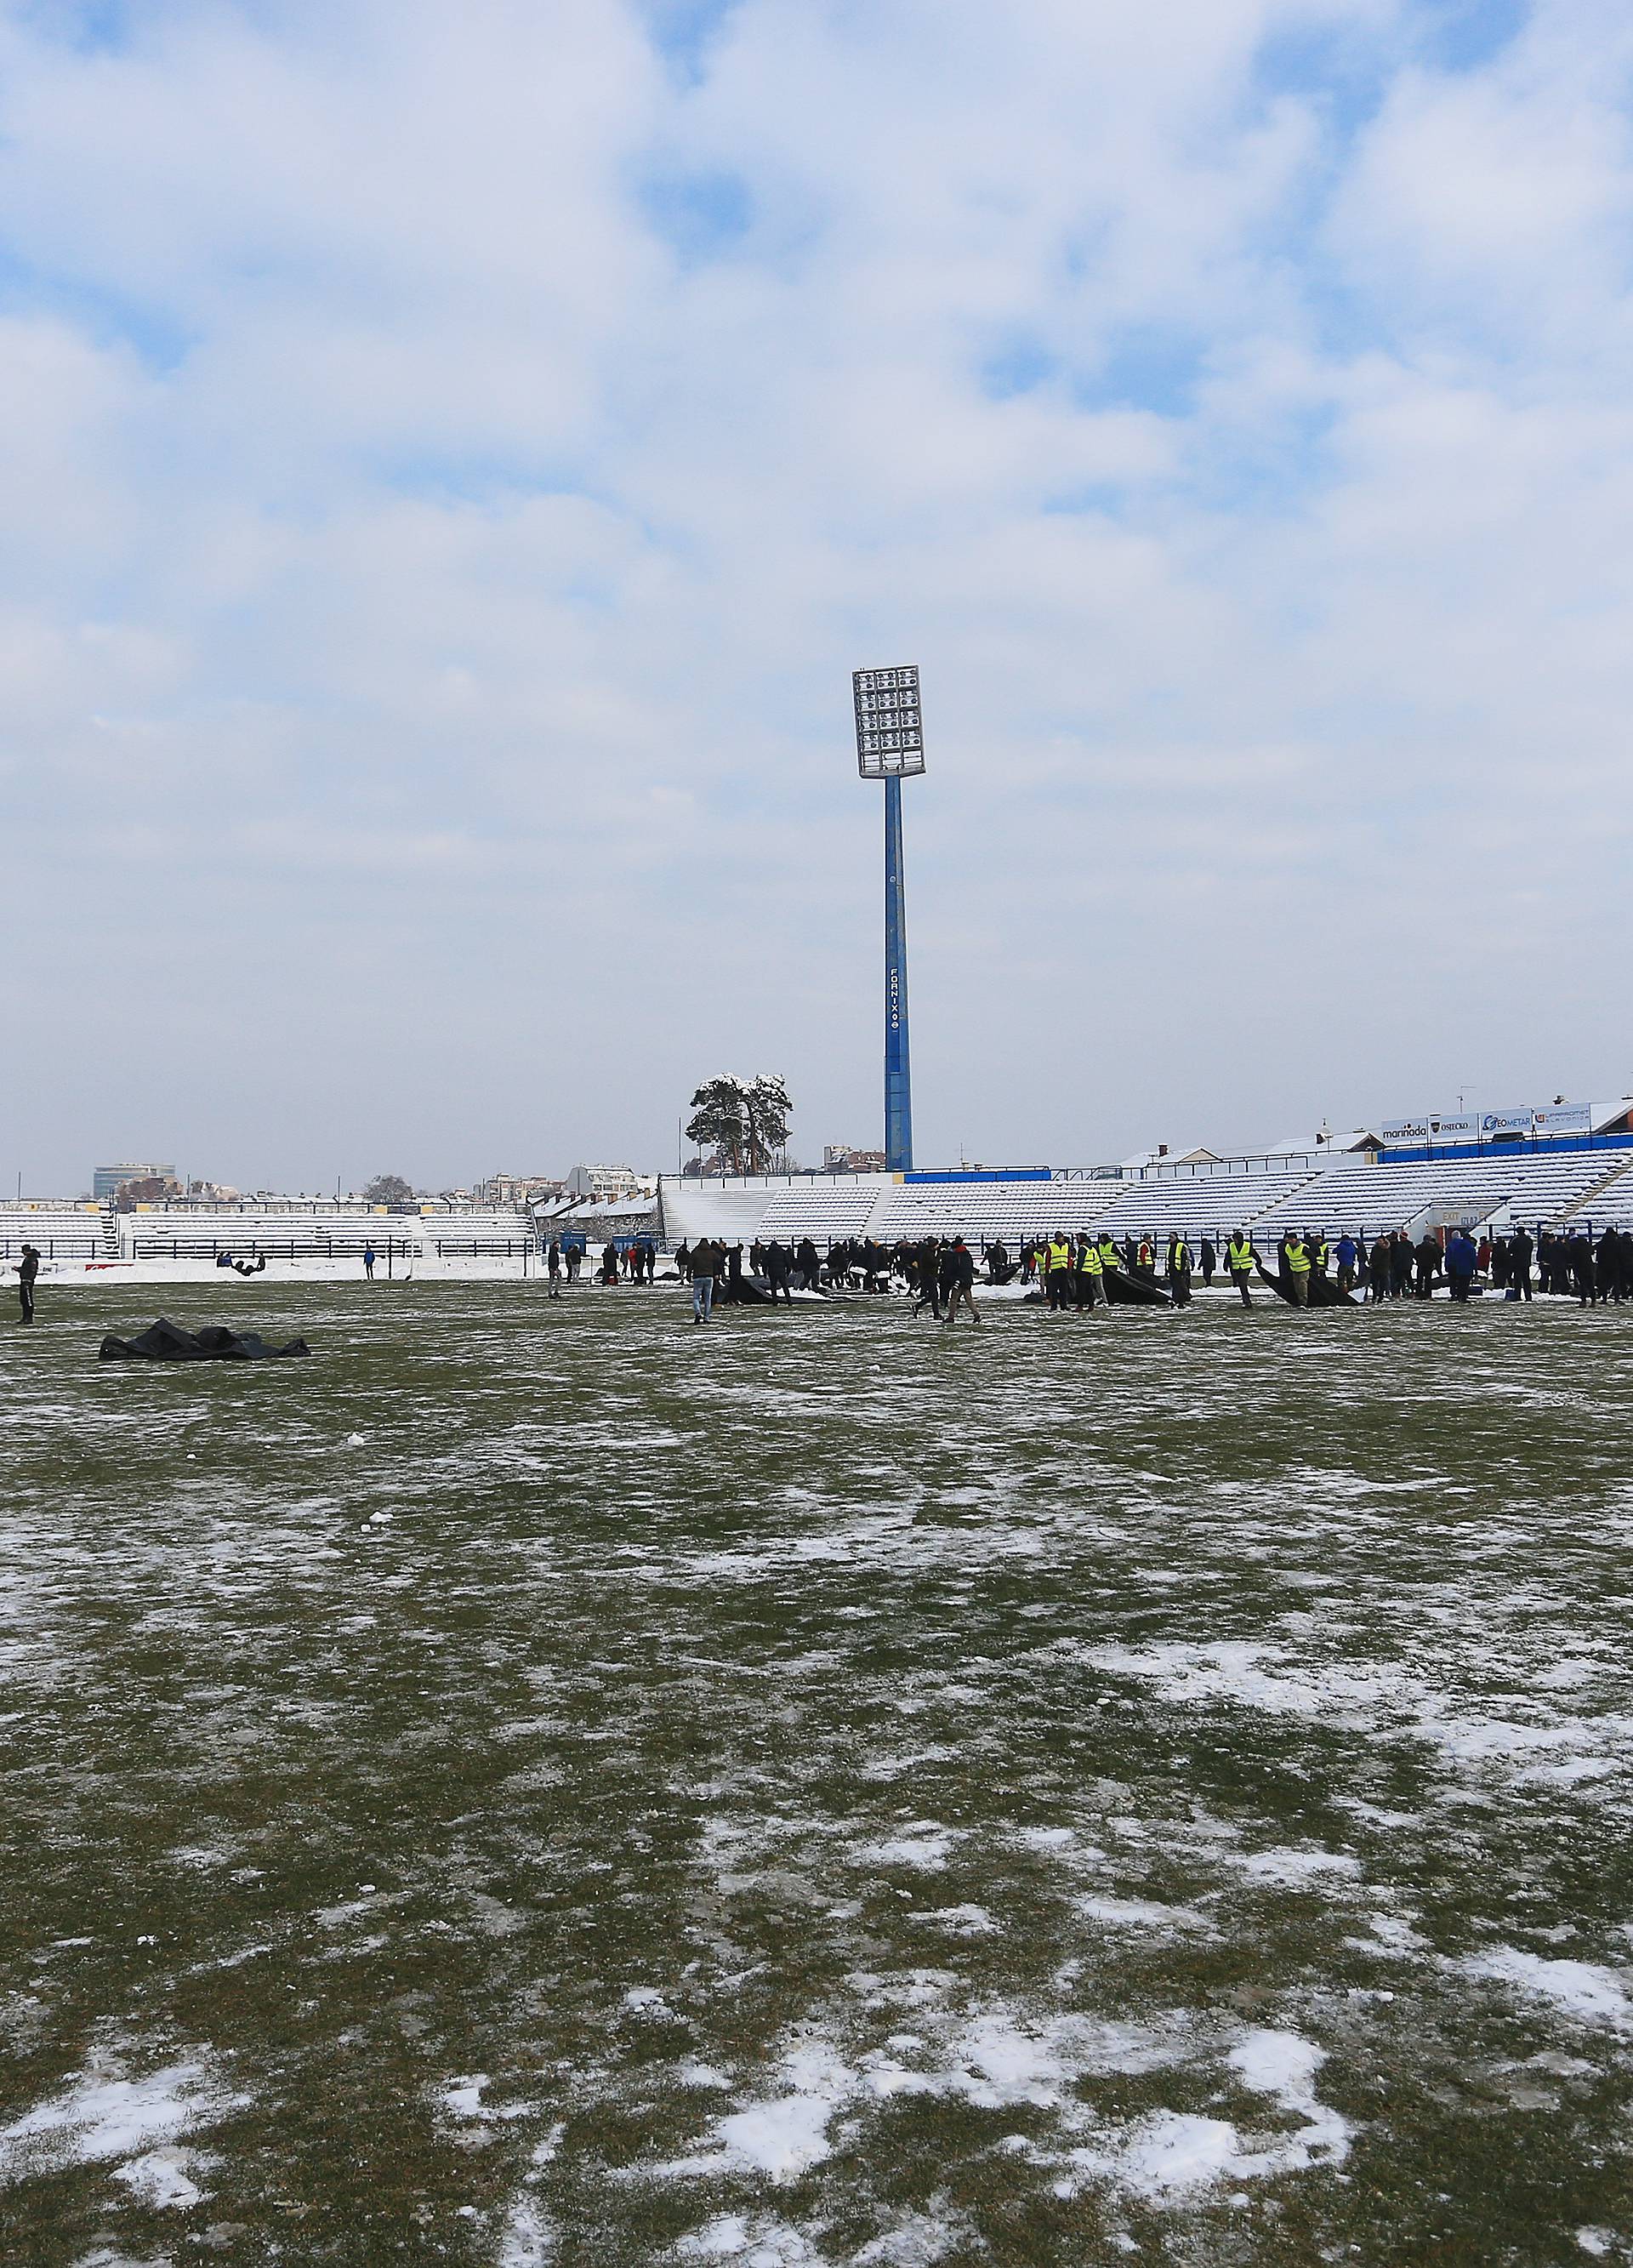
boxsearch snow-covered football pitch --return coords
[2,1282,1630,2265]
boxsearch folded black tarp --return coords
[1104,1270,1174,1308]
[100,1318,311,1362]
[1022,1273,1173,1308]
[1253,1261,1357,1308]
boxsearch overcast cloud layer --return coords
[3,0,1631,1190]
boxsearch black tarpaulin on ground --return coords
[1022,1273,1173,1308]
[100,1318,312,1362]
[1105,1270,1173,1308]
[1253,1261,1357,1308]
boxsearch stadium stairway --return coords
[1556,1152,1633,1224]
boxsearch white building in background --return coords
[93,1160,177,1201]
[478,1172,568,1206]
[565,1163,655,1204]
[822,1144,888,1172]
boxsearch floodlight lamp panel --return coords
[853,663,926,778]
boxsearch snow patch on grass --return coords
[674,2215,826,2263]
[1464,1949,1633,2030]
[0,2054,244,2190]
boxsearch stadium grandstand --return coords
[657,1098,1633,1252]
[0,1202,118,1261]
[5,1199,542,1262]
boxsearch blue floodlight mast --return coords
[852,665,925,1174]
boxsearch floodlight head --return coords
[853,664,925,778]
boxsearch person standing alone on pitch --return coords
[690,1238,718,1324]
[363,1244,376,1280]
[14,1244,40,1325]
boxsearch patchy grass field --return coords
[2,1282,1630,2265]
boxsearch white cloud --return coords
[2,0,1631,1185]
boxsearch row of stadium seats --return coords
[0,1205,118,1259]
[657,1147,1633,1249]
[1249,1149,1623,1237]
[122,1206,536,1257]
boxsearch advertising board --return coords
[1381,1114,1478,1148]
[1531,1104,1591,1137]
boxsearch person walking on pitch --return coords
[942,1239,981,1326]
[1226,1231,1255,1308]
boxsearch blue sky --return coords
[3,0,1632,1191]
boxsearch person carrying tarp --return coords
[1226,1231,1255,1308]
[1165,1234,1192,1307]
[1283,1232,1312,1307]
[1135,1237,1156,1280]
[1097,1233,1124,1285]
[1044,1232,1075,1311]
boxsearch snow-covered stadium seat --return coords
[0,1202,114,1259]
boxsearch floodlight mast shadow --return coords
[852,664,925,1174]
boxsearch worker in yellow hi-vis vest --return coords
[1283,1231,1312,1307]
[1078,1232,1107,1311]
[1044,1232,1075,1312]
[1226,1231,1256,1308]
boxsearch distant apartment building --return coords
[93,1161,177,1202]
[822,1145,888,1173]
[565,1163,656,1204]
[477,1172,569,1207]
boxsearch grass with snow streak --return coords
[2,1281,1631,2265]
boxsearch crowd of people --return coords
[644,1222,1633,1318]
[20,1219,1625,1327]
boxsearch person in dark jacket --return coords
[1595,1228,1620,1307]
[1414,1234,1440,1298]
[1198,1237,1216,1287]
[796,1238,821,1292]
[1165,1234,1192,1307]
[765,1239,793,1303]
[912,1238,942,1317]
[1334,1235,1357,1295]
[1390,1234,1414,1298]
[1368,1235,1391,1301]
[943,1238,981,1326]
[689,1239,717,1323]
[15,1244,39,1325]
